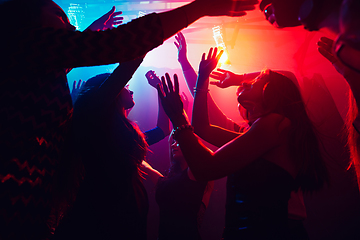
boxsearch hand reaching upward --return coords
[157,73,187,126]
[174,32,188,63]
[196,47,223,90]
[86,6,123,31]
[145,70,161,89]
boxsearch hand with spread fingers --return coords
[174,32,188,63]
[317,37,348,77]
[71,79,86,104]
[156,73,188,126]
[86,6,123,31]
[196,47,223,91]
[145,70,161,89]
[210,69,240,88]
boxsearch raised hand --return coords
[317,37,348,77]
[174,32,187,63]
[145,70,161,88]
[197,47,223,89]
[86,6,123,31]
[197,0,258,17]
[156,73,185,124]
[210,69,239,88]
[71,79,86,103]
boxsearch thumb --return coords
[105,6,116,17]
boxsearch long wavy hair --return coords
[346,91,360,185]
[76,73,148,169]
[240,69,329,193]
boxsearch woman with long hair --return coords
[157,48,329,239]
[55,57,157,239]
[0,0,258,238]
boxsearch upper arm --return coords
[196,125,241,148]
[8,14,163,71]
[200,114,289,180]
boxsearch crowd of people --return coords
[0,0,359,239]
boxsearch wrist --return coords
[172,123,194,140]
[171,113,189,128]
[179,59,191,70]
[195,76,209,89]
[194,87,209,94]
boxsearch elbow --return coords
[192,124,209,140]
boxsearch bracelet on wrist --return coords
[172,124,194,140]
[193,87,209,93]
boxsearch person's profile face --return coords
[237,75,266,112]
[118,86,135,110]
[170,139,184,160]
[260,0,304,28]
[40,0,76,31]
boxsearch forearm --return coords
[144,127,166,146]
[192,90,211,137]
[94,58,143,107]
[182,64,198,97]
[208,94,234,129]
[7,14,163,71]
[159,1,205,40]
[192,73,211,135]
[175,128,215,181]
[157,96,171,137]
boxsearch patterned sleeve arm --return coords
[7,13,163,71]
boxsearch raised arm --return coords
[159,0,258,41]
[174,32,198,97]
[5,0,258,73]
[144,70,171,145]
[85,6,123,31]
[90,57,144,109]
[211,69,296,87]
[157,73,286,181]
[192,48,240,147]
[318,36,360,121]
[175,33,240,134]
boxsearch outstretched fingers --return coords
[161,76,169,95]
[201,52,206,62]
[174,74,179,95]
[217,68,227,73]
[77,79,82,89]
[317,37,337,64]
[216,50,224,62]
[165,73,174,93]
[207,47,214,60]
[156,83,165,102]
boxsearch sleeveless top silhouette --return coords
[223,158,295,240]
